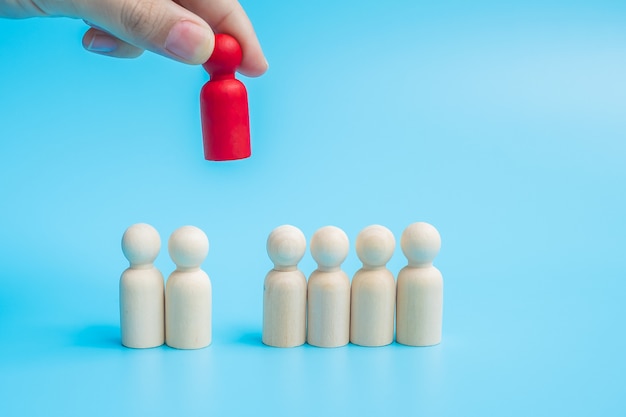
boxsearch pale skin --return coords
[0,0,268,77]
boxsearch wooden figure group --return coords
[120,224,211,349]
[263,222,443,348]
[119,221,443,350]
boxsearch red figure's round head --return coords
[202,33,243,76]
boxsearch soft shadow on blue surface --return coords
[73,324,121,349]
[236,330,264,346]
[216,324,265,347]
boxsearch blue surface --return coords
[1,1,626,415]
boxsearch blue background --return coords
[1,0,625,415]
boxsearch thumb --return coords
[46,0,215,64]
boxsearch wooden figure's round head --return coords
[310,226,349,271]
[202,33,242,76]
[121,223,161,267]
[356,225,396,268]
[168,225,209,269]
[267,225,306,270]
[401,222,441,267]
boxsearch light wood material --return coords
[263,225,307,347]
[396,222,443,346]
[165,226,212,349]
[120,223,165,348]
[307,226,350,348]
[350,225,396,347]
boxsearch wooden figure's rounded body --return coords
[350,225,396,347]
[120,223,164,349]
[165,225,212,349]
[396,266,443,346]
[120,266,165,348]
[307,226,351,348]
[165,269,212,349]
[396,222,443,346]
[200,78,250,161]
[263,269,307,347]
[307,270,351,347]
[350,268,395,347]
[263,225,307,347]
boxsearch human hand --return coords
[0,0,267,76]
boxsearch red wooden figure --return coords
[200,34,251,161]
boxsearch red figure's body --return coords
[200,34,251,161]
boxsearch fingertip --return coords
[239,55,269,77]
[235,39,268,77]
[83,30,117,54]
[186,1,268,75]
[163,20,215,65]
[82,28,144,59]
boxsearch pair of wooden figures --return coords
[120,224,211,349]
[263,222,443,348]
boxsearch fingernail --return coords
[165,20,211,63]
[87,35,117,53]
